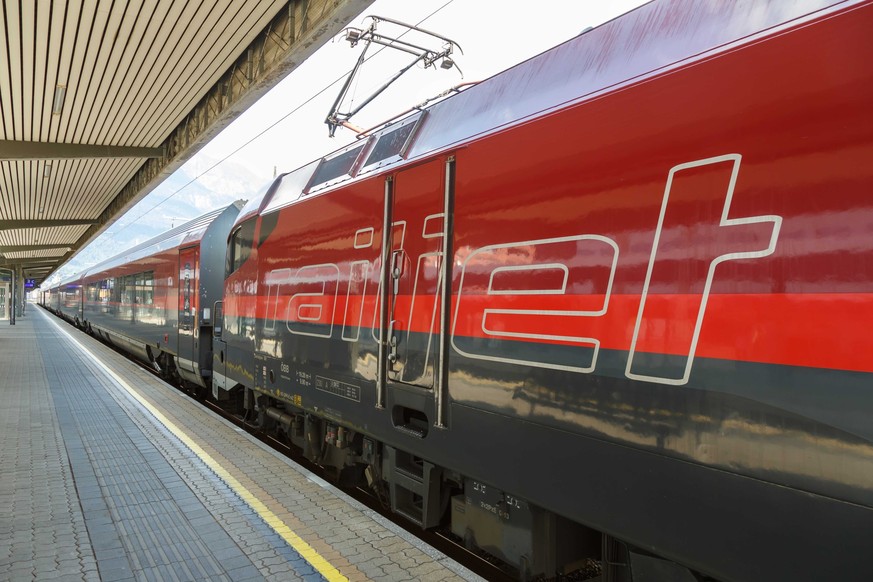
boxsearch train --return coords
[41,0,873,580]
[42,205,241,388]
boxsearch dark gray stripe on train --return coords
[450,335,873,443]
[236,320,873,507]
[245,320,872,447]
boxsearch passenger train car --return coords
[45,204,241,388]
[44,277,83,324]
[43,1,873,580]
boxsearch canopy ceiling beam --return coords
[0,141,164,159]
[0,219,96,230]
[0,244,72,253]
[0,258,61,266]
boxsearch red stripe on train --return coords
[219,292,873,374]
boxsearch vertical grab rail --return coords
[435,157,455,428]
[376,176,394,409]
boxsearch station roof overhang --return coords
[0,0,373,284]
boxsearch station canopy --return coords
[0,0,371,284]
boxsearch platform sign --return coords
[25,278,35,289]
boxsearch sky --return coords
[45,0,649,285]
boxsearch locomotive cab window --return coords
[227,219,256,275]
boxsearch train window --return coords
[124,275,136,304]
[258,211,279,247]
[112,277,122,304]
[358,112,424,176]
[129,272,153,321]
[101,279,112,311]
[119,275,134,320]
[307,143,366,193]
[86,283,99,302]
[228,219,256,275]
[137,272,154,306]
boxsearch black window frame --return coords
[227,219,257,276]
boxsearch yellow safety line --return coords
[44,312,348,582]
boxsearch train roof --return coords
[403,0,850,157]
[49,203,241,288]
[234,180,277,226]
[254,0,853,217]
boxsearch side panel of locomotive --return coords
[436,4,873,576]
[448,0,873,504]
[221,1,873,580]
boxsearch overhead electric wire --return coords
[101,0,457,243]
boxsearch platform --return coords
[0,307,481,582]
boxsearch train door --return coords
[178,246,198,363]
[382,157,454,427]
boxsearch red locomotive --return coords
[45,1,873,579]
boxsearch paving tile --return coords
[7,564,35,578]
[101,569,135,582]
[2,313,480,582]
